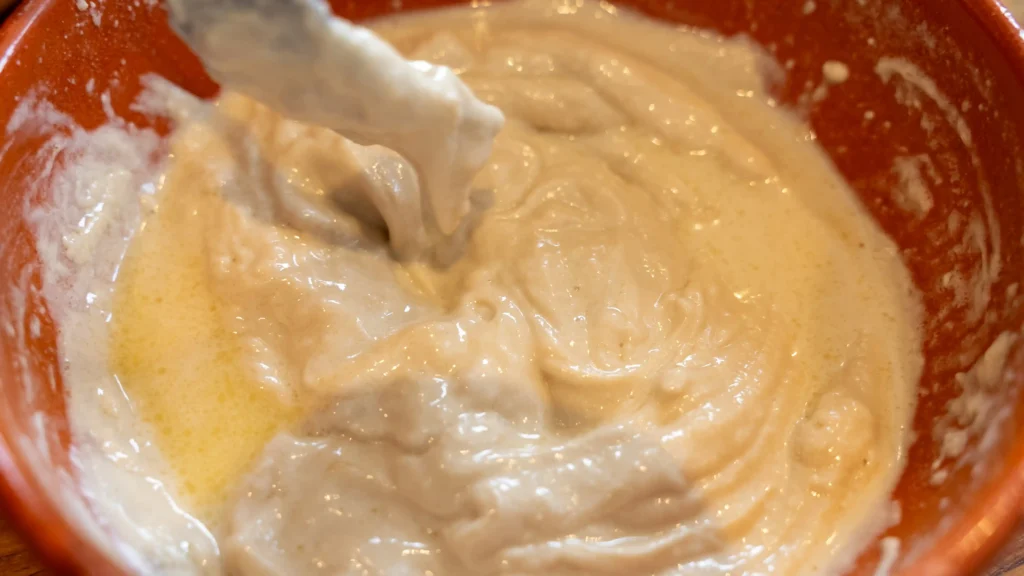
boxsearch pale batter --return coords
[33,1,924,575]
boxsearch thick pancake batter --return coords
[44,1,924,574]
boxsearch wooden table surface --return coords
[0,515,51,576]
[3,512,1023,575]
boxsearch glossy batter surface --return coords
[58,1,924,574]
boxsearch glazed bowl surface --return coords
[2,0,1024,574]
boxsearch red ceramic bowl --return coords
[3,0,1024,574]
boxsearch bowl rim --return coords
[0,5,126,575]
[868,2,1024,572]
[1,0,1024,575]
